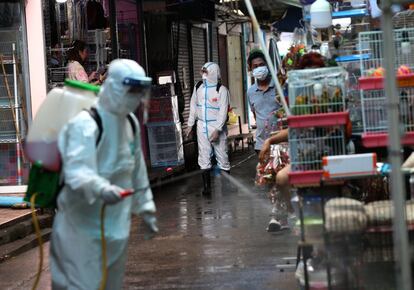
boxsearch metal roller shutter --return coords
[191,26,207,85]
[172,22,192,132]
[172,22,200,170]
[212,26,219,63]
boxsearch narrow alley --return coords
[124,150,298,289]
[0,150,298,290]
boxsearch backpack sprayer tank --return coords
[24,80,99,208]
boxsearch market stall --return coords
[281,1,414,289]
[243,0,414,288]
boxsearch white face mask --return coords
[252,66,269,81]
[202,73,208,80]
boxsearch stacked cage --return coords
[336,54,370,133]
[287,67,349,186]
[287,67,355,290]
[358,28,414,147]
[146,84,184,167]
[322,193,414,290]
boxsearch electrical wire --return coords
[30,193,43,290]
[99,204,108,290]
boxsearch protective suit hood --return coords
[202,62,221,85]
[98,59,152,116]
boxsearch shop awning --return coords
[221,0,302,25]
[216,3,250,25]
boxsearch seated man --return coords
[259,51,328,231]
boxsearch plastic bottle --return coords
[310,0,332,28]
[25,80,99,171]
[350,0,365,8]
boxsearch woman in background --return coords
[66,40,100,84]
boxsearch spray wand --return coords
[99,189,134,290]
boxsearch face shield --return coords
[98,59,152,116]
[200,62,220,85]
[123,77,152,123]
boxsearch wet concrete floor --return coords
[0,150,298,290]
[124,151,298,289]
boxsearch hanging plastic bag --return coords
[255,143,290,187]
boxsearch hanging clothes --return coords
[87,0,107,29]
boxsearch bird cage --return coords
[393,9,414,29]
[358,28,414,147]
[359,28,414,77]
[336,54,369,133]
[287,112,349,186]
[288,67,348,116]
[321,196,414,290]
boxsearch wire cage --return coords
[336,56,367,133]
[0,109,20,143]
[320,195,414,290]
[297,192,414,290]
[288,67,348,116]
[146,122,184,167]
[290,126,347,172]
[393,9,414,29]
[48,67,67,86]
[0,74,15,107]
[362,87,414,133]
[358,28,414,146]
[288,120,348,186]
[295,188,367,290]
[359,27,414,77]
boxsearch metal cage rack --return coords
[0,40,27,185]
[287,67,350,186]
[362,87,414,133]
[358,27,414,147]
[294,2,414,290]
[336,55,367,133]
[296,182,414,290]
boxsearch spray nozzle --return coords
[120,189,134,198]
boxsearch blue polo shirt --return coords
[247,79,281,150]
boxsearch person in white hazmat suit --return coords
[50,59,157,290]
[185,62,233,194]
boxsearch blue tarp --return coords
[0,196,26,207]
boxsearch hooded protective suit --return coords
[187,62,230,171]
[50,59,156,290]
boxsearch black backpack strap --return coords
[195,80,203,91]
[127,113,137,136]
[86,107,103,146]
[196,81,221,92]
[86,108,137,147]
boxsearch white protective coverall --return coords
[187,62,230,171]
[50,59,156,290]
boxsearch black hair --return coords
[66,40,87,64]
[247,49,266,68]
